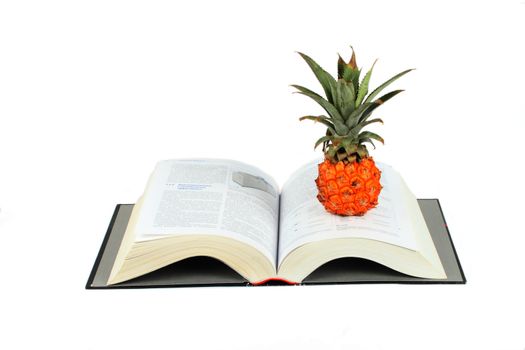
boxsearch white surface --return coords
[0,1,524,349]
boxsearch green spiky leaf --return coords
[298,114,334,122]
[357,118,384,132]
[294,47,412,163]
[358,131,384,144]
[297,52,337,104]
[337,48,361,98]
[330,82,341,118]
[375,89,404,103]
[360,137,377,149]
[337,55,346,79]
[346,102,374,128]
[291,84,344,123]
[364,68,413,104]
[342,66,361,92]
[326,146,337,159]
[299,115,337,135]
[331,79,355,120]
[355,59,377,107]
[359,90,404,123]
[338,80,355,118]
[341,82,356,119]
[314,135,333,150]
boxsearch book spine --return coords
[251,277,298,286]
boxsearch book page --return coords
[278,159,418,266]
[134,159,280,266]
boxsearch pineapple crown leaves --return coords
[292,46,413,162]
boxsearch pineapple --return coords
[293,47,412,216]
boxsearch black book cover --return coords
[86,199,466,289]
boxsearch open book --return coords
[108,159,447,285]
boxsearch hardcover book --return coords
[86,159,466,288]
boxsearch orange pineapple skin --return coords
[315,157,382,216]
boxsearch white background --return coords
[1,0,524,349]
